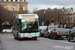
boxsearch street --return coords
[0,33,75,50]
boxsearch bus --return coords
[13,14,40,40]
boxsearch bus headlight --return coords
[21,34,23,37]
[36,33,40,36]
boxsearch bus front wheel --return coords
[17,33,20,40]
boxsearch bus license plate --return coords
[28,35,32,37]
[62,36,66,37]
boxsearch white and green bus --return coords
[13,14,40,40]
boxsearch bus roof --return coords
[16,14,39,19]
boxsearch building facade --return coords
[0,0,28,15]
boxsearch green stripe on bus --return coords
[13,18,19,21]
[19,32,40,34]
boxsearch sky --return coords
[26,0,75,13]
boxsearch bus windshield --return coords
[20,19,39,32]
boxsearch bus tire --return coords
[13,33,17,39]
[34,38,37,40]
[17,33,20,40]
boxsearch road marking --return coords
[58,41,75,45]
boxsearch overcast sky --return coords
[26,0,75,13]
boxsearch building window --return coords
[11,0,13,2]
[18,0,19,2]
[15,0,17,2]
[23,6,24,10]
[4,0,6,1]
[13,6,16,10]
[4,6,6,9]
[24,0,26,2]
[22,0,24,2]
[13,0,15,2]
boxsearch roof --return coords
[16,14,39,19]
[13,14,39,21]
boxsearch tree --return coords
[33,8,67,26]
[0,5,14,25]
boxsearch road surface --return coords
[0,33,75,50]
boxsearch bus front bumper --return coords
[19,34,40,38]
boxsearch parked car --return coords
[44,26,58,38]
[2,28,13,33]
[67,27,75,41]
[40,29,46,37]
[49,28,69,39]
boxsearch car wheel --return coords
[40,34,43,37]
[44,36,47,38]
[4,31,7,33]
[53,34,57,39]
[68,36,70,41]
[49,36,52,39]
[61,38,63,39]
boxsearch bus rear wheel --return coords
[33,38,37,40]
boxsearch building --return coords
[62,7,75,27]
[0,0,28,15]
[0,0,28,31]
[47,7,75,27]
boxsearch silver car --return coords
[2,29,13,33]
[44,26,58,38]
